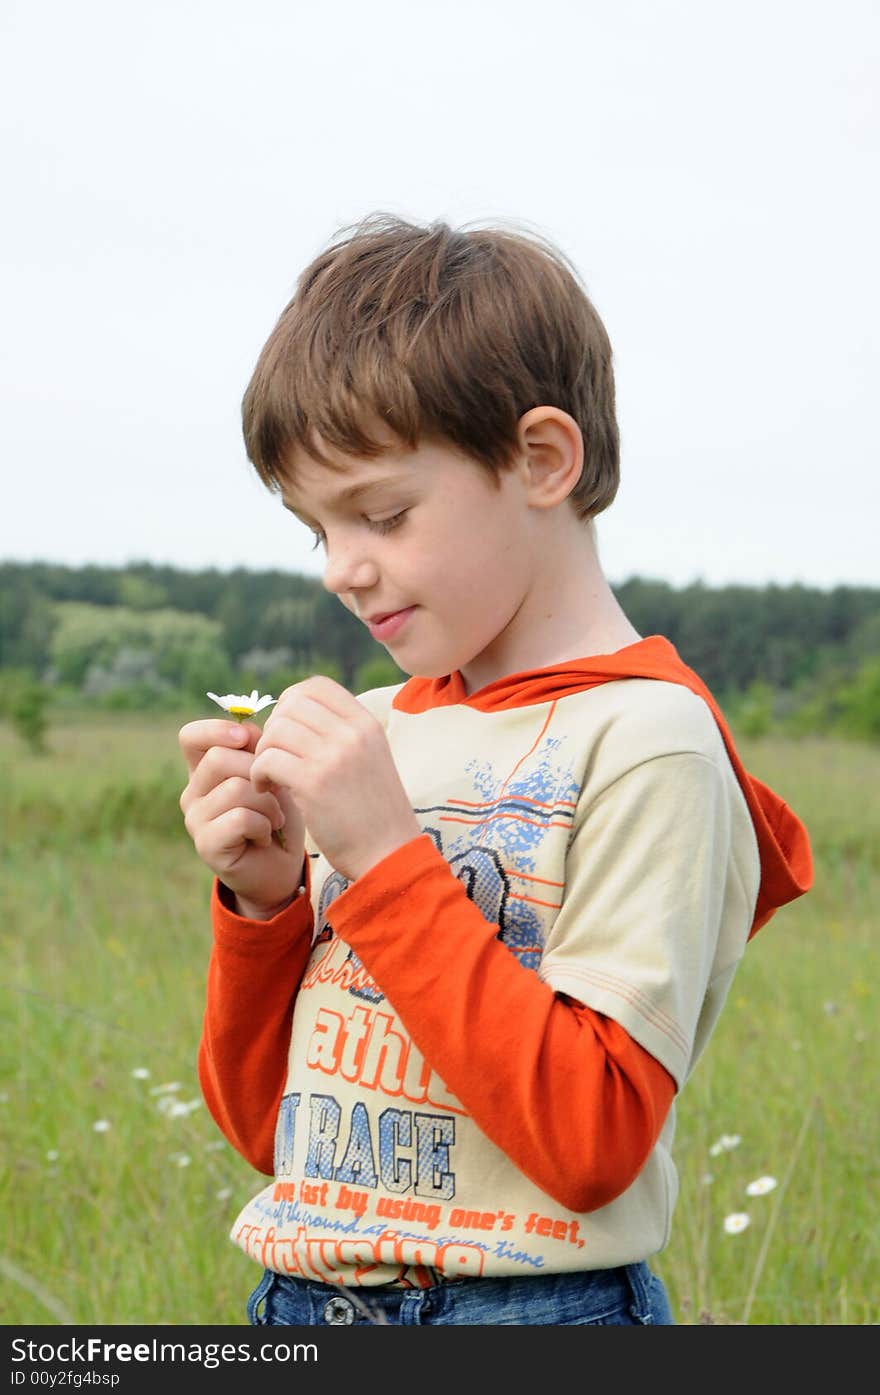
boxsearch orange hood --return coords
[394,634,813,938]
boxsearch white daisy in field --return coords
[168,1152,191,1168]
[158,1097,202,1118]
[709,1133,742,1156]
[207,689,277,720]
[150,1082,182,1096]
[723,1212,751,1235]
[131,1067,150,1080]
[746,1175,778,1197]
[92,1119,111,1133]
[46,1149,60,1162]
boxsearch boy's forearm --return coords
[199,879,314,1173]
[326,835,675,1211]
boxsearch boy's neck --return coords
[459,521,641,695]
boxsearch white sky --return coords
[1,0,878,590]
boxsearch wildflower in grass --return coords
[723,1212,751,1235]
[216,1187,232,1200]
[131,1067,150,1080]
[92,1119,111,1133]
[206,690,277,718]
[46,1149,59,1162]
[150,1082,182,1096]
[745,1175,778,1197]
[709,1133,741,1156]
[169,1152,191,1167]
[158,1097,202,1118]
[204,1140,225,1152]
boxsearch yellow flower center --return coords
[228,706,254,717]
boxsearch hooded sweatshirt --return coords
[199,635,812,1287]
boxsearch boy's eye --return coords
[368,510,408,534]
[306,510,408,550]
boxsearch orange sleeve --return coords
[326,834,676,1213]
[197,876,315,1175]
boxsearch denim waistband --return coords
[247,1260,673,1326]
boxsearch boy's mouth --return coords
[364,606,417,641]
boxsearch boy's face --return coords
[279,436,539,687]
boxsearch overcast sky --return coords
[1,0,878,591]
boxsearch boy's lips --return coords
[363,606,417,641]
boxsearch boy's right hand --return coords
[178,719,306,920]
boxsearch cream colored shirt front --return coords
[229,678,761,1283]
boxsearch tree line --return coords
[2,560,879,744]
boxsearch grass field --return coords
[1,712,877,1325]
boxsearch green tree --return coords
[1,669,51,753]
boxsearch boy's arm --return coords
[198,876,315,1175]
[326,836,676,1213]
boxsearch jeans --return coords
[246,1261,675,1326]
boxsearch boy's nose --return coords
[321,541,380,596]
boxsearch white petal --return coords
[723,1212,751,1234]
[92,1119,111,1133]
[746,1175,778,1196]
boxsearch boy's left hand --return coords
[250,675,423,882]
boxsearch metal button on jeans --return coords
[322,1296,355,1325]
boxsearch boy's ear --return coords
[515,407,584,508]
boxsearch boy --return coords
[178,214,812,1326]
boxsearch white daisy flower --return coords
[207,690,277,719]
[709,1133,742,1156]
[150,1082,182,1096]
[723,1212,751,1235]
[46,1149,60,1162]
[131,1067,150,1080]
[92,1119,111,1133]
[158,1097,202,1118]
[746,1175,778,1197]
[168,1152,191,1167]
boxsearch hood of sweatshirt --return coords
[393,634,813,939]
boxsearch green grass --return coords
[0,716,877,1324]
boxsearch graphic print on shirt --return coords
[309,724,581,1001]
[234,710,596,1287]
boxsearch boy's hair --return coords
[242,213,620,521]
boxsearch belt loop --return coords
[623,1262,654,1324]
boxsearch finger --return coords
[180,747,261,814]
[250,746,305,796]
[185,776,286,839]
[255,712,331,764]
[264,692,340,743]
[194,806,278,863]
[276,674,357,721]
[178,719,259,775]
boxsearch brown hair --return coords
[242,213,619,520]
